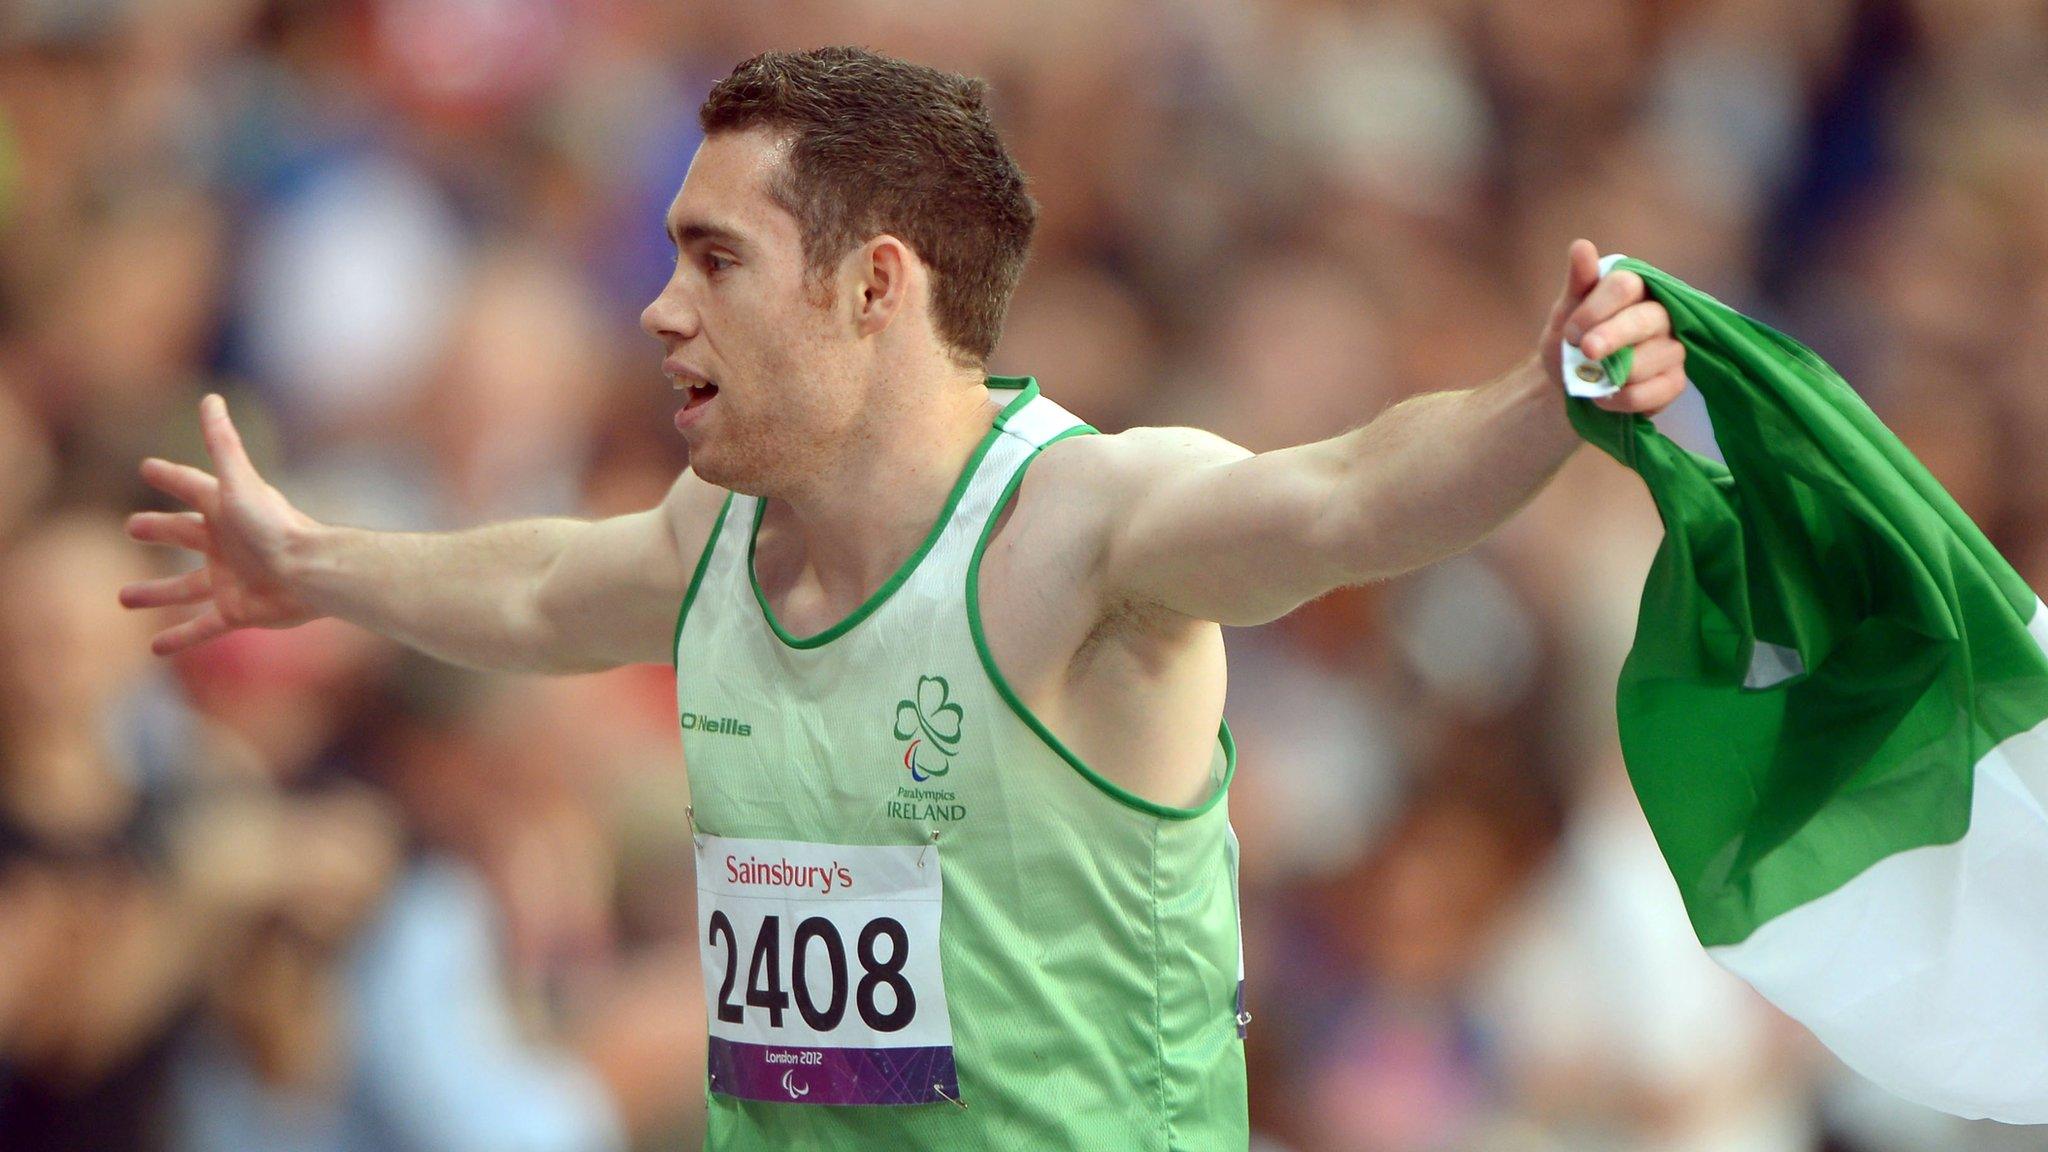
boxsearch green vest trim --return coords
[965,428,1239,821]
[671,493,734,671]
[744,379,1043,650]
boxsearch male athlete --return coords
[121,46,1685,1150]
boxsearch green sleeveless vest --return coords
[672,378,1247,1149]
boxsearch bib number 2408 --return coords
[705,911,915,1033]
[695,834,958,1106]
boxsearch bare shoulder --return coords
[991,426,1252,603]
[1031,424,1248,484]
[1018,425,1249,519]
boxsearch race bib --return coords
[695,834,958,1106]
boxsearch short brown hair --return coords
[700,47,1035,364]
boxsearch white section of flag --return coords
[1709,600,2048,1123]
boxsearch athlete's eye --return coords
[705,252,736,276]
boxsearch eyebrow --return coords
[667,218,749,251]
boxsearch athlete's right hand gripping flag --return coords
[1568,258,2048,1123]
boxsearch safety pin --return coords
[916,828,941,868]
[933,1082,967,1109]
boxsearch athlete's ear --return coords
[849,234,915,339]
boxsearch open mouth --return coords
[673,378,718,432]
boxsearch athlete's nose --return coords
[640,276,701,344]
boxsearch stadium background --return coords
[4,0,2048,1149]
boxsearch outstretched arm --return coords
[120,395,723,673]
[1082,241,1684,625]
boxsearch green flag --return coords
[1570,258,2048,1122]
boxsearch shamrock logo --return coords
[894,675,963,782]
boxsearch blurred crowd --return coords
[5,0,2048,1150]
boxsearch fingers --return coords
[1561,239,1601,305]
[138,393,257,510]
[150,608,233,657]
[139,457,220,515]
[1580,300,1671,359]
[1626,335,1685,380]
[1563,269,1646,344]
[127,510,209,552]
[1594,370,1685,415]
[200,394,258,486]
[120,565,212,610]
[1593,337,1687,415]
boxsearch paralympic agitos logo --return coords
[894,674,962,782]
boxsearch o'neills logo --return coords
[681,710,751,736]
[727,854,854,894]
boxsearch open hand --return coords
[1540,239,1687,416]
[119,395,324,656]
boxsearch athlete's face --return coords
[640,129,864,494]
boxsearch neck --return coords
[766,365,1001,611]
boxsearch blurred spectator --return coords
[1250,741,1567,1152]
[1476,755,1820,1152]
[343,664,703,1152]
[170,786,404,1152]
[0,513,261,1151]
